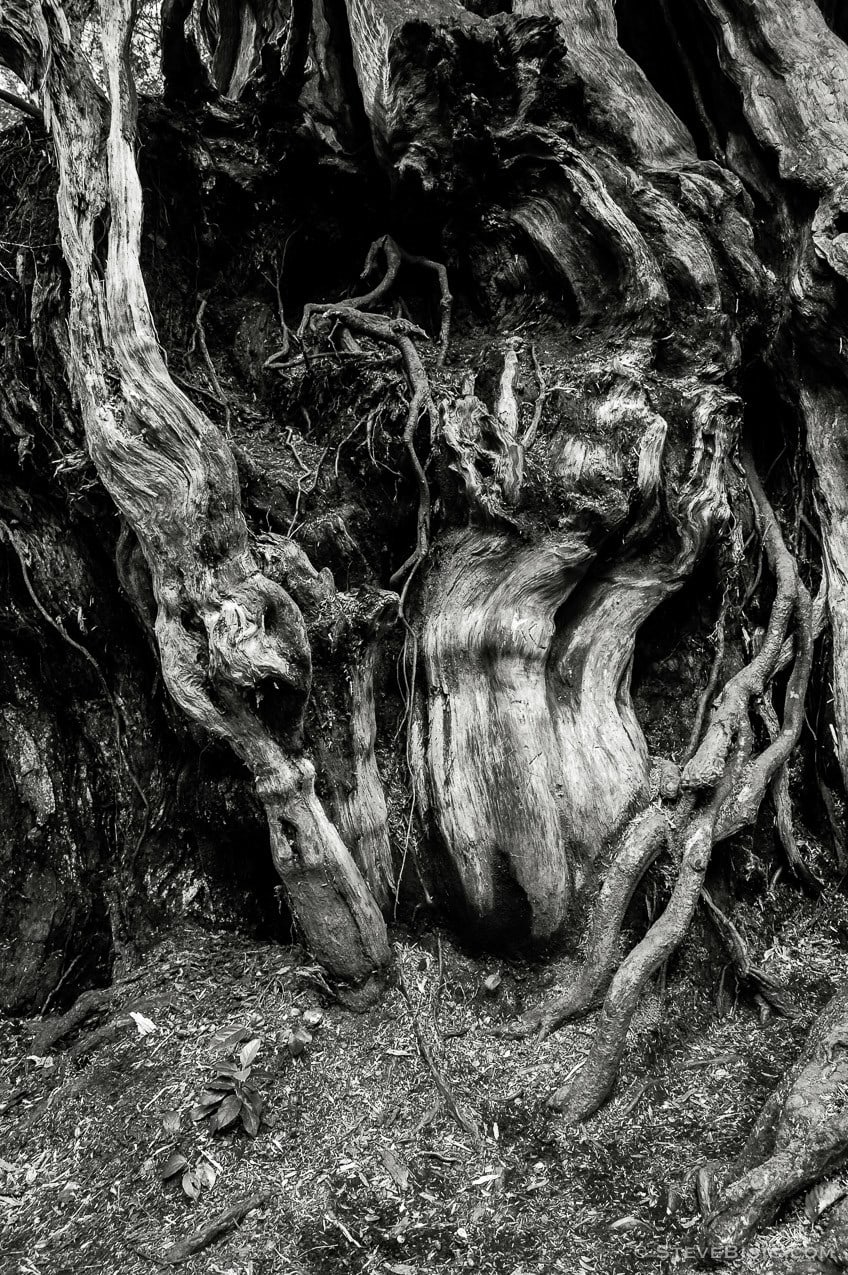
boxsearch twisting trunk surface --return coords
[4,0,848,1252]
[0,0,388,986]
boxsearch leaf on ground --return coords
[210,1093,242,1132]
[195,1161,217,1190]
[160,1152,188,1181]
[129,1011,157,1036]
[162,1109,181,1135]
[805,1179,847,1223]
[181,1168,200,1200]
[380,1146,410,1191]
[239,1038,261,1068]
[287,1027,312,1058]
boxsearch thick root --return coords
[704,981,848,1249]
[549,450,813,1120]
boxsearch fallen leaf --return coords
[287,1027,312,1058]
[162,1110,181,1135]
[195,1161,217,1190]
[182,1168,200,1201]
[160,1152,188,1181]
[380,1147,410,1191]
[805,1179,847,1223]
[129,1011,157,1036]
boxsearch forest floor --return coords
[1,887,848,1275]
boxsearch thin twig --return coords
[189,296,231,434]
[396,962,481,1145]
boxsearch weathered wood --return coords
[0,0,389,983]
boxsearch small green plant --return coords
[191,1033,265,1137]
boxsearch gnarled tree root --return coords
[702,980,848,1250]
[505,805,670,1038]
[547,450,813,1122]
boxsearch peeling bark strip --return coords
[0,0,388,982]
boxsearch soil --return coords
[2,880,848,1275]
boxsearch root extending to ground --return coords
[702,981,848,1249]
[544,450,813,1122]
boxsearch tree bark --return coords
[3,0,848,1248]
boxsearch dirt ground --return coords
[2,884,848,1275]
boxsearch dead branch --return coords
[162,1192,271,1264]
[396,963,481,1146]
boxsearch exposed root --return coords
[393,242,452,366]
[0,0,390,986]
[547,450,813,1122]
[522,343,547,448]
[0,83,41,121]
[297,235,446,597]
[506,806,669,1038]
[31,986,114,1055]
[682,590,728,765]
[755,694,822,892]
[188,295,231,434]
[703,981,848,1249]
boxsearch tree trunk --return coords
[3,0,848,1248]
